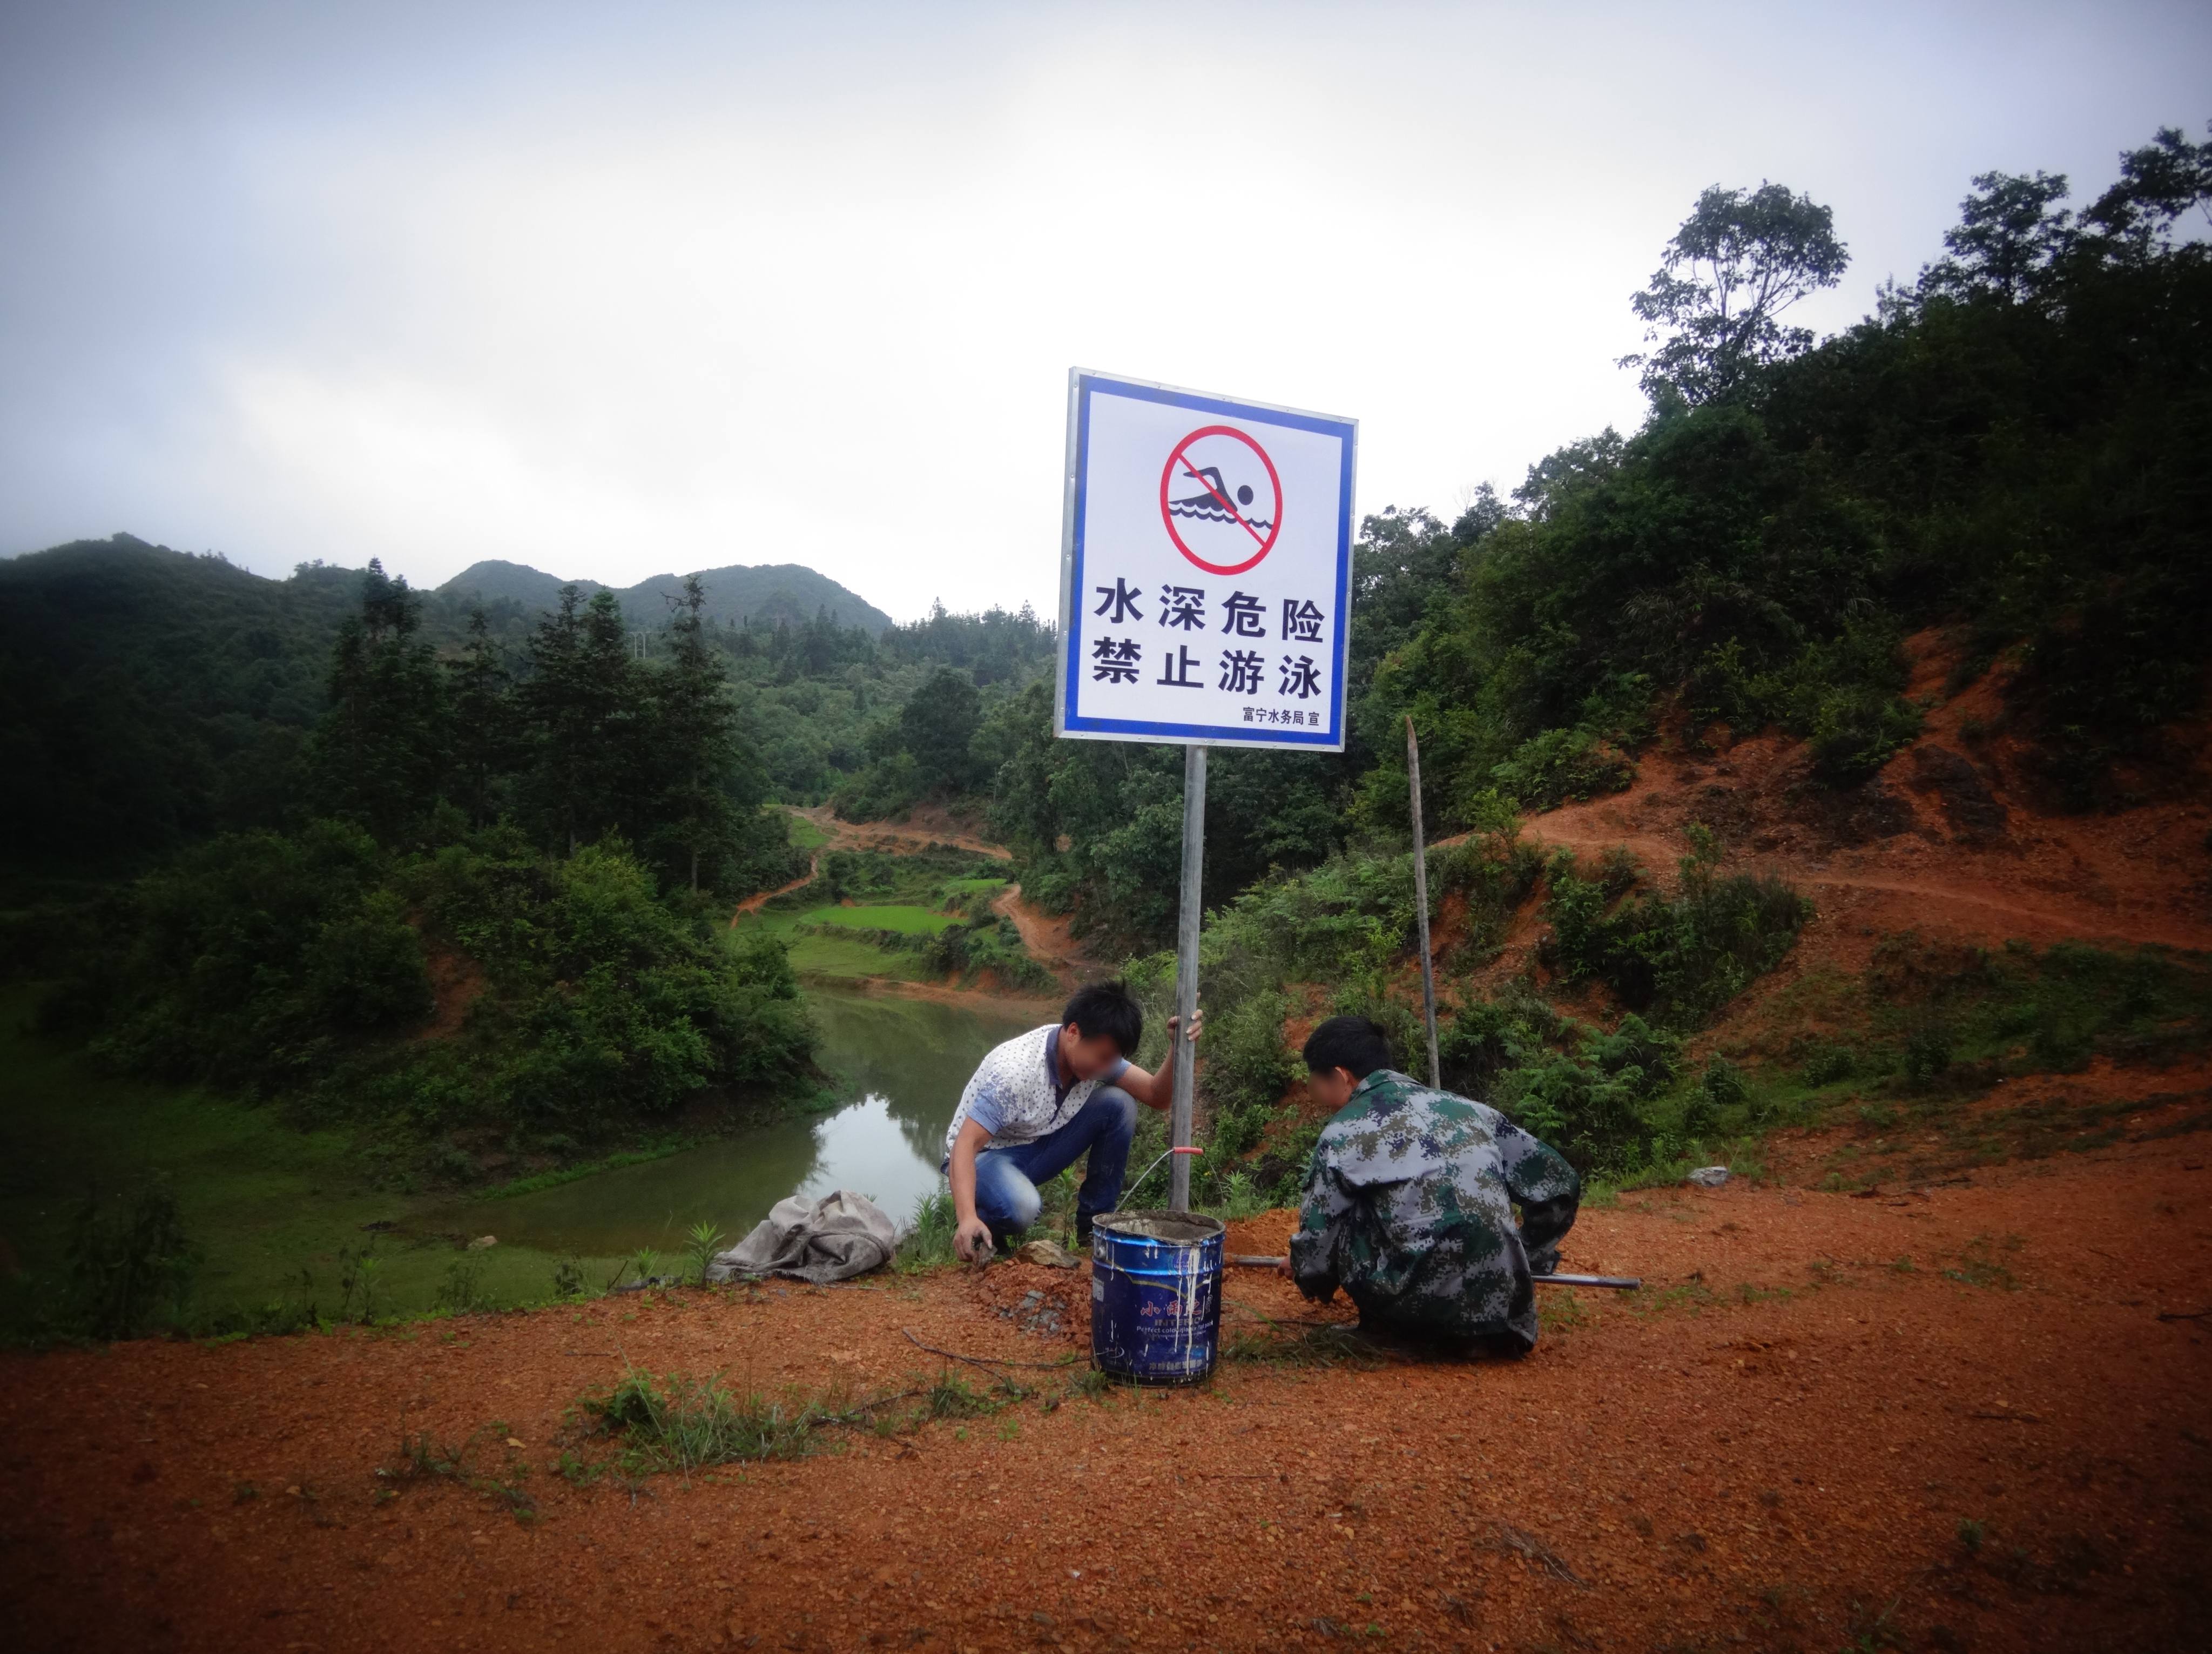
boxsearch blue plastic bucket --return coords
[1089,1210,1224,1385]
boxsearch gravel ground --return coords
[4,1133,2208,1653]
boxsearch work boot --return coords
[1074,1215,1095,1248]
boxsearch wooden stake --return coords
[1406,715,1440,1088]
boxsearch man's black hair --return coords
[1303,1015,1395,1080]
[1062,980,1143,1055]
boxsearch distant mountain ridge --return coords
[438,559,894,634]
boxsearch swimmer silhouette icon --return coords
[1169,465,1270,528]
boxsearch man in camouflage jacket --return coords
[1287,1016,1581,1353]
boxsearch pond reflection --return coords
[437,987,1043,1258]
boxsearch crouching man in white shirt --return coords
[942,980,1201,1261]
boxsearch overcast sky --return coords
[2,2,2206,622]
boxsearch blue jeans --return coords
[967,1086,1137,1235]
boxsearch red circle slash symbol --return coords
[1159,425,1282,576]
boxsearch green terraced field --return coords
[784,811,833,851]
[939,877,1008,898]
[808,904,956,934]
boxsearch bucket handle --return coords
[1122,1145,1202,1201]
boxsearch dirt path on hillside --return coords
[736,808,1103,990]
[729,855,820,922]
[6,1119,2206,1653]
[794,802,1013,861]
[992,882,1098,993]
[1432,722,2212,957]
[1509,818,2212,952]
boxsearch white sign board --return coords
[1054,369,1357,751]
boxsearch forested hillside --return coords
[438,558,895,634]
[0,537,1047,875]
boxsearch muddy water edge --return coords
[422,985,1041,1260]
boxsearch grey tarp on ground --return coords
[705,1189,897,1285]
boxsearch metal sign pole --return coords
[1168,742,1207,1212]
[1406,716,1440,1088]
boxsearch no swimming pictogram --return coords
[1158,425,1282,576]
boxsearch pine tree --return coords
[447,608,515,825]
[309,560,449,844]
[651,573,743,891]
[520,587,644,854]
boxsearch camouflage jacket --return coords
[1289,1070,1581,1348]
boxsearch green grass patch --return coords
[784,931,931,980]
[784,812,833,852]
[572,1353,1092,1482]
[581,1367,828,1477]
[476,1142,689,1200]
[0,984,625,1341]
[938,877,1008,899]
[806,904,957,936]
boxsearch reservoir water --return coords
[432,986,1043,1258]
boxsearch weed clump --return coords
[1540,828,1812,1024]
[895,1189,959,1272]
[436,1253,497,1315]
[65,1184,198,1341]
[583,1368,824,1476]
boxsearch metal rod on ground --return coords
[1169,742,1207,1214]
[1224,1254,1641,1289]
[1406,715,1440,1088]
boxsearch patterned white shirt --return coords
[940,1023,1128,1165]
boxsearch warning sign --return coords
[1055,370,1358,752]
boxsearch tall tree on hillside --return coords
[446,608,516,825]
[2082,123,2211,257]
[521,587,643,853]
[652,574,743,891]
[1918,170,2074,303]
[899,668,982,794]
[1622,183,1849,406]
[309,560,448,844]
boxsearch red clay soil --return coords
[417,945,486,1040]
[1441,631,2212,963]
[733,856,822,922]
[801,803,1014,862]
[993,885,1105,992]
[8,1132,2208,1654]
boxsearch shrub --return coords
[67,1185,198,1340]
[1444,992,1678,1174]
[436,1254,495,1315]
[1802,1044,1856,1085]
[1202,990,1295,1125]
[1902,1024,1953,1089]
[1702,1055,1751,1111]
[1542,831,1812,1023]
[1489,727,1636,808]
[830,752,922,823]
[918,916,1054,990]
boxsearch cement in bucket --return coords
[1088,1209,1225,1385]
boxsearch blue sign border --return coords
[1055,371,1357,751]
